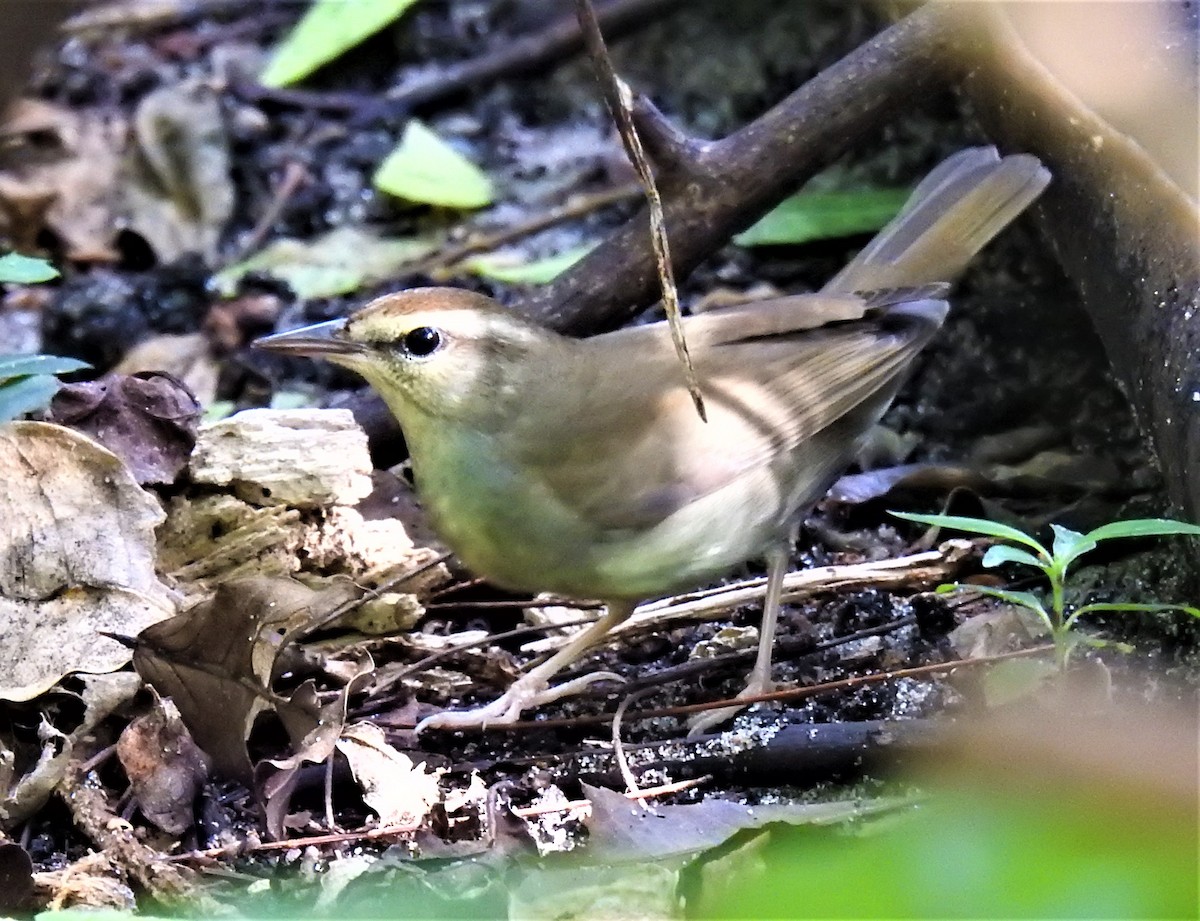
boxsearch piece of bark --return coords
[190,408,372,508]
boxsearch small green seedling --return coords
[0,354,91,423]
[892,512,1200,667]
[0,253,90,421]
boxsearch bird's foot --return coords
[686,675,777,738]
[416,670,623,733]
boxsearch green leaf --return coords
[270,389,320,410]
[1066,602,1200,631]
[1070,634,1135,654]
[0,252,59,284]
[1083,518,1200,545]
[260,0,420,87]
[981,544,1045,571]
[373,120,493,209]
[202,400,236,422]
[956,583,1050,617]
[981,657,1058,707]
[213,226,437,299]
[734,188,910,247]
[0,374,61,421]
[1049,523,1097,570]
[890,511,1048,558]
[0,354,89,380]
[464,244,593,285]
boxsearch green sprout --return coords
[892,512,1200,668]
[0,252,90,421]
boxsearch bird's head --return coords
[255,287,556,427]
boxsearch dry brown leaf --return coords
[116,692,210,835]
[122,78,234,263]
[257,654,375,838]
[132,577,355,779]
[0,422,176,702]
[48,371,202,486]
[0,104,124,261]
[1,673,142,826]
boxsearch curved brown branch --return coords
[519,3,964,333]
[630,94,710,179]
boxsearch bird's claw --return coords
[685,677,777,738]
[415,670,623,733]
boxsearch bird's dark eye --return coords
[402,326,442,357]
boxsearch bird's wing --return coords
[508,292,946,532]
[506,146,1049,533]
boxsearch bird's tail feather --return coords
[824,146,1050,294]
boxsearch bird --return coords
[256,147,1049,734]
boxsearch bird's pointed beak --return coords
[253,319,366,359]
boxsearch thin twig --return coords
[420,183,643,277]
[509,775,708,818]
[300,551,452,638]
[362,613,607,706]
[232,159,310,263]
[522,3,959,333]
[169,821,421,862]
[613,615,918,695]
[64,0,291,33]
[386,0,687,112]
[612,688,657,810]
[423,598,603,612]
[411,645,1054,732]
[576,0,705,419]
[394,545,964,708]
[79,743,119,774]
[517,540,970,653]
[224,0,684,118]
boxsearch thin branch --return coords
[576,0,705,419]
[228,0,687,118]
[401,645,1055,732]
[169,821,420,862]
[612,688,657,809]
[421,183,642,277]
[231,159,310,264]
[612,615,918,695]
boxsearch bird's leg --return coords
[688,539,791,737]
[416,601,633,732]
